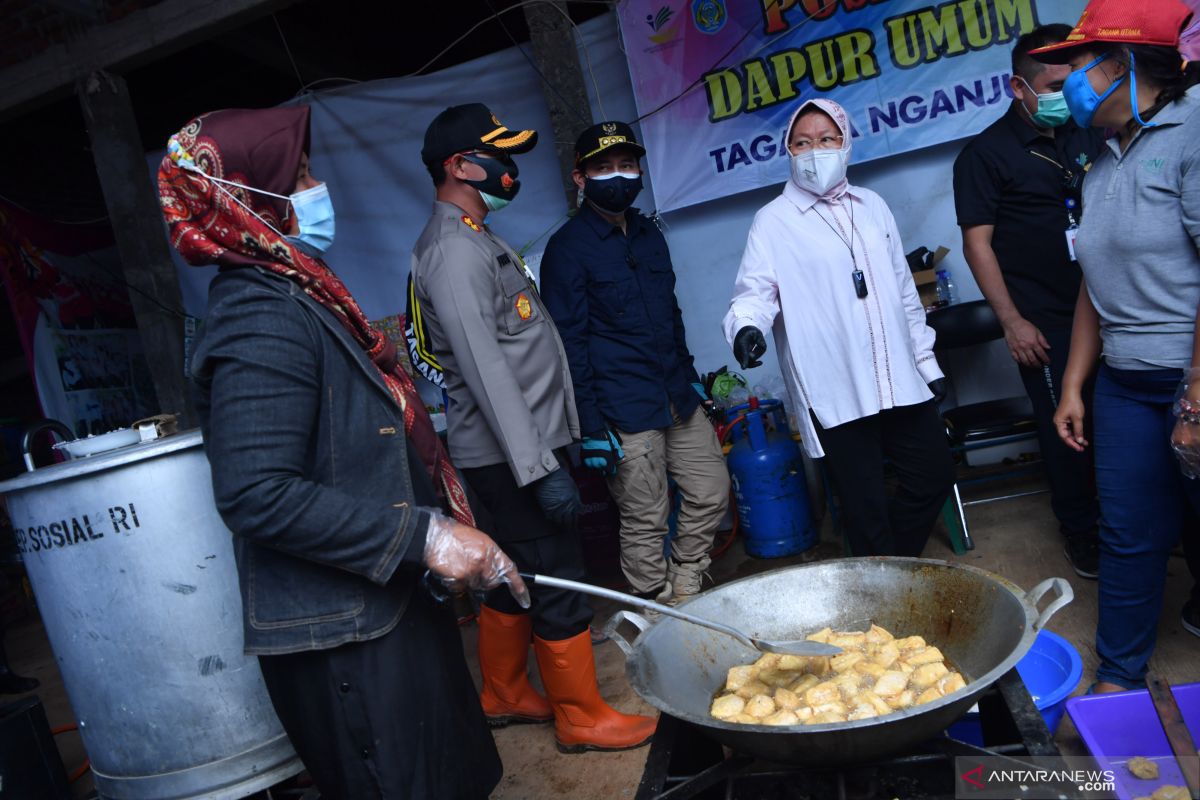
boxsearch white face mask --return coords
[790,148,849,197]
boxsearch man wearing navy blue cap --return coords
[541,121,729,605]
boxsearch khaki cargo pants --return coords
[607,405,730,595]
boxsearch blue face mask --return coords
[284,182,335,255]
[1063,54,1125,128]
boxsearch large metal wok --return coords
[603,557,1072,765]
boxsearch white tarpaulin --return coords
[167,22,598,320]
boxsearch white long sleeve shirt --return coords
[723,181,942,458]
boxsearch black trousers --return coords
[1017,325,1101,536]
[815,400,956,557]
[462,461,593,641]
[258,589,502,800]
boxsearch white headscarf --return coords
[784,98,852,201]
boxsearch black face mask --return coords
[583,172,643,214]
[461,153,521,210]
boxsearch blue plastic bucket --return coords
[946,629,1083,744]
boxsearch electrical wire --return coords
[288,2,610,116]
[516,209,571,256]
[78,250,190,320]
[633,0,821,124]
[295,77,363,95]
[406,0,614,78]
[0,191,108,226]
[272,13,306,92]
[569,2,607,118]
[481,0,592,124]
[51,724,91,783]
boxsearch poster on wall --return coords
[618,0,1086,212]
[0,204,155,438]
[53,329,153,438]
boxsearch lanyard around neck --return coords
[811,200,857,271]
[809,200,869,299]
[1026,148,1077,181]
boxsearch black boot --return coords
[0,634,39,695]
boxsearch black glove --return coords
[733,326,767,369]
[928,378,947,404]
[533,467,581,528]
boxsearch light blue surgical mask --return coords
[170,149,337,257]
[284,182,335,255]
[479,192,511,213]
[1063,53,1126,128]
[1124,51,1160,130]
[1019,77,1070,128]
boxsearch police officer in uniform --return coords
[407,103,656,753]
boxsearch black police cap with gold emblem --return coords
[421,103,538,165]
[574,120,646,167]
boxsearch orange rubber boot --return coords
[477,605,553,727]
[533,630,658,753]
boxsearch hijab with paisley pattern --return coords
[158,106,475,526]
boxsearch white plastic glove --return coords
[422,511,530,608]
[1172,368,1200,480]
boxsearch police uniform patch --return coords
[462,215,482,232]
[405,275,444,387]
[515,293,532,320]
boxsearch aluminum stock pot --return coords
[603,557,1072,765]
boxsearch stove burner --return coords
[636,669,1060,800]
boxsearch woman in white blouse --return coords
[723,98,953,557]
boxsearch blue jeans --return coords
[1093,363,1200,688]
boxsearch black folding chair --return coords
[926,300,1044,550]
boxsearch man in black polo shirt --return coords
[540,122,729,604]
[953,23,1104,577]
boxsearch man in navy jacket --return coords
[541,122,729,603]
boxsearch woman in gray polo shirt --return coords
[1031,0,1200,694]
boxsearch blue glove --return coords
[580,430,624,476]
[533,467,582,528]
[692,381,719,422]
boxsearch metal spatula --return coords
[521,573,842,658]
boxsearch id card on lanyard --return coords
[1028,147,1082,262]
[1064,197,1079,262]
[1064,227,1079,261]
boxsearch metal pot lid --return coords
[0,429,205,494]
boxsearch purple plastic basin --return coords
[1066,682,1200,800]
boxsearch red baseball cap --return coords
[1029,0,1193,63]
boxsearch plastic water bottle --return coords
[753,375,787,401]
[936,269,958,306]
[727,386,751,406]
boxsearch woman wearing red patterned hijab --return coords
[161,107,525,799]
[161,107,475,521]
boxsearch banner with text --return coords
[618,0,1085,212]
